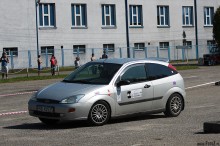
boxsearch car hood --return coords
[37,81,105,101]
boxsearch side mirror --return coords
[117,80,130,87]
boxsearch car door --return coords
[115,63,154,115]
[146,63,178,110]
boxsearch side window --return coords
[121,64,147,83]
[147,63,177,80]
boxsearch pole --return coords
[35,0,40,56]
[125,0,130,58]
[194,0,199,59]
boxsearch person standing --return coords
[37,55,42,76]
[91,53,96,61]
[74,57,80,69]
[0,53,9,79]
[50,54,57,76]
[101,50,108,59]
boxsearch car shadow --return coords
[3,120,90,130]
[4,114,166,130]
[109,114,166,125]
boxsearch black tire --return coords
[39,118,59,125]
[88,101,110,126]
[164,93,183,117]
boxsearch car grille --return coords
[33,111,60,117]
[37,99,60,104]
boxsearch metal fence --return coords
[0,44,213,69]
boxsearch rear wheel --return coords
[164,93,183,117]
[88,101,110,126]
[39,118,59,125]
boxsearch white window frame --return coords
[73,45,86,54]
[102,5,115,27]
[40,4,55,27]
[157,6,169,26]
[103,44,115,52]
[159,42,169,49]
[3,47,18,57]
[134,43,145,50]
[182,6,193,26]
[204,7,214,26]
[130,5,142,26]
[41,46,54,55]
[72,4,86,27]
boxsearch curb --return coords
[203,121,220,133]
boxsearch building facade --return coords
[0,0,220,68]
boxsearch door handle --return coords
[144,84,151,88]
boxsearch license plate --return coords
[37,105,54,113]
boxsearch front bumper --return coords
[28,100,92,121]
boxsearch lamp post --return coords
[35,0,40,56]
[125,0,130,58]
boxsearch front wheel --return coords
[39,118,59,125]
[88,101,110,126]
[164,93,183,117]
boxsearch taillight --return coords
[168,64,177,71]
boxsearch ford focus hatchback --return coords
[28,58,186,126]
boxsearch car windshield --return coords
[63,62,122,85]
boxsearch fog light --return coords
[68,108,75,113]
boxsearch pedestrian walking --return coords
[0,52,9,79]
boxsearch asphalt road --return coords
[0,66,220,146]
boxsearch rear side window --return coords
[147,63,177,80]
[121,64,147,83]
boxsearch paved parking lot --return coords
[0,66,220,146]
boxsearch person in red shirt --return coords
[50,54,57,76]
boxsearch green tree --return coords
[213,6,220,48]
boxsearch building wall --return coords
[0,0,220,68]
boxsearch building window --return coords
[129,5,143,26]
[41,46,54,54]
[159,42,169,49]
[102,5,116,27]
[39,3,55,27]
[184,41,192,49]
[182,6,193,26]
[103,44,115,52]
[73,45,86,54]
[3,47,18,56]
[207,40,215,47]
[134,43,145,50]
[72,4,87,27]
[157,6,169,26]
[204,7,214,26]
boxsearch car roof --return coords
[93,58,169,65]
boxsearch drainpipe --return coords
[194,0,199,59]
[125,0,130,58]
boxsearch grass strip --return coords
[0,74,68,84]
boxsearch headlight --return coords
[30,92,37,101]
[60,94,85,104]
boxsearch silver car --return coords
[28,58,186,126]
